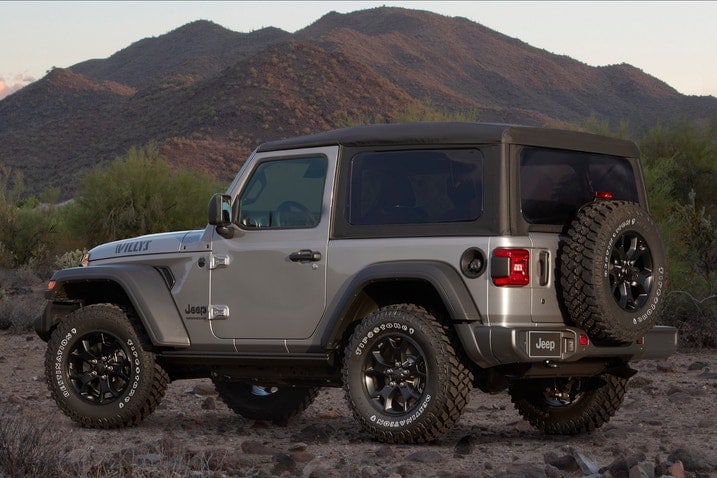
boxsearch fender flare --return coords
[39,265,190,347]
[321,261,483,349]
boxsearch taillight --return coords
[491,248,530,286]
[595,191,613,200]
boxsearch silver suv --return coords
[36,122,676,443]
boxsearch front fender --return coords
[38,265,190,347]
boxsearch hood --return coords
[89,230,206,262]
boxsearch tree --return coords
[67,144,224,247]
[0,168,62,268]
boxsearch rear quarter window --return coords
[520,147,638,225]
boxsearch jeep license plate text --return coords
[528,332,561,358]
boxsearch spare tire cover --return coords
[560,200,668,343]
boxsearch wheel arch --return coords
[37,264,190,347]
[322,261,482,351]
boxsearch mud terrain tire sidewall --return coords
[212,381,318,424]
[343,304,472,444]
[45,304,168,428]
[561,200,667,343]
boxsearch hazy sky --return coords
[1,1,716,100]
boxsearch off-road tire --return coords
[561,200,667,343]
[342,304,473,443]
[44,304,168,428]
[509,374,627,435]
[212,380,318,424]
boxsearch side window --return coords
[348,149,483,225]
[238,156,327,229]
[520,147,638,225]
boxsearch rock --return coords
[573,450,600,475]
[454,434,477,455]
[288,442,308,451]
[633,461,655,478]
[547,453,579,472]
[192,383,216,396]
[290,450,315,463]
[669,460,686,478]
[241,440,277,455]
[271,452,296,475]
[656,363,674,373]
[360,465,380,478]
[698,371,717,380]
[600,453,646,478]
[544,464,561,478]
[687,361,708,371]
[668,447,716,472]
[200,397,216,410]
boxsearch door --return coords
[209,149,335,340]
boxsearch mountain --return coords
[0,8,715,199]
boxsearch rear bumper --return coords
[455,323,678,369]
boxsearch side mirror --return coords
[207,193,235,239]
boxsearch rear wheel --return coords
[342,304,473,443]
[44,304,168,428]
[212,379,318,424]
[508,374,627,435]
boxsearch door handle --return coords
[289,249,322,263]
[538,250,550,286]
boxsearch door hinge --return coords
[208,304,230,320]
[209,254,231,270]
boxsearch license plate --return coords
[528,332,562,358]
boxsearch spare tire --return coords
[560,200,667,343]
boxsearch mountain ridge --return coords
[0,7,714,198]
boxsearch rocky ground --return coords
[0,331,715,478]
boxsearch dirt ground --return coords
[1,331,716,477]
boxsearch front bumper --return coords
[456,324,678,369]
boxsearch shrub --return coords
[0,412,65,477]
[0,268,44,333]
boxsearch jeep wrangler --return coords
[36,122,676,443]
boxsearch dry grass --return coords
[0,412,64,477]
[0,268,44,333]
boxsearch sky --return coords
[1,1,716,100]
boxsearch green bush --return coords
[67,144,224,247]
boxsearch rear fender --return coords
[321,261,482,349]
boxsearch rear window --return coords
[520,147,638,225]
[348,149,483,225]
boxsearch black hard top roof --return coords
[256,122,640,157]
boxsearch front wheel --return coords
[212,379,318,424]
[508,374,627,435]
[342,304,473,443]
[44,304,168,428]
